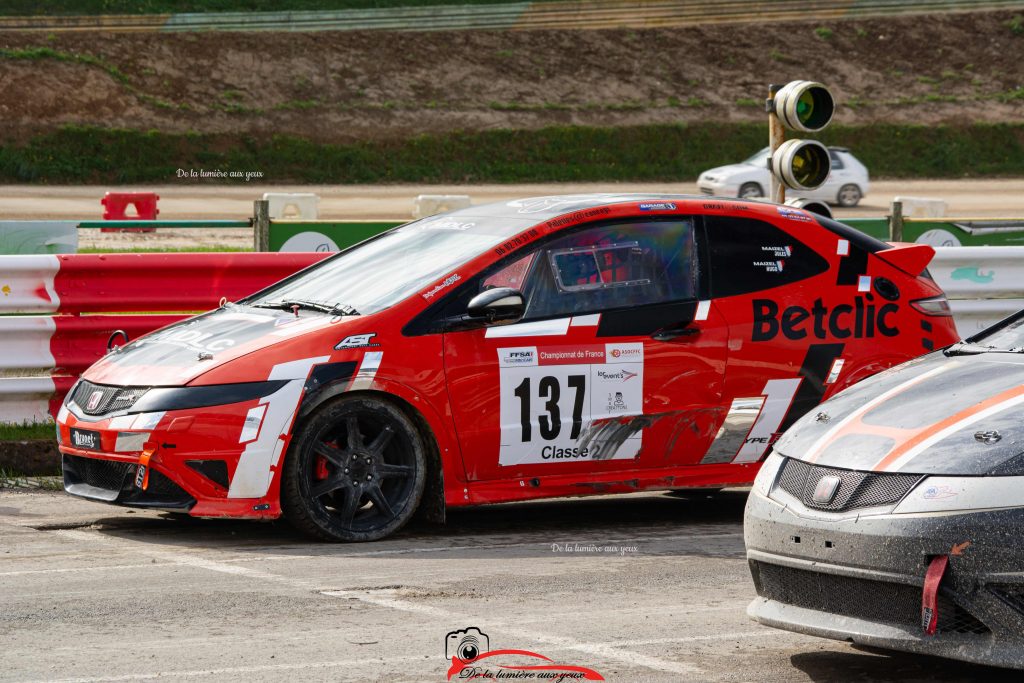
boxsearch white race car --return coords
[698,147,869,207]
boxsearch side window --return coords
[519,220,697,320]
[482,252,537,291]
[704,216,829,298]
[829,151,845,170]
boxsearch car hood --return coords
[699,164,759,181]
[774,351,1024,475]
[83,304,347,387]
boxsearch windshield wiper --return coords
[944,341,1018,356]
[251,299,360,316]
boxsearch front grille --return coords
[989,584,1024,616]
[776,458,922,512]
[753,561,990,635]
[62,454,195,510]
[63,453,135,491]
[70,380,147,416]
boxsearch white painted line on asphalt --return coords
[26,655,433,683]
[50,529,705,676]
[0,563,178,577]
[582,630,820,648]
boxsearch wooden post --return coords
[768,83,786,204]
[889,200,904,242]
[253,199,270,252]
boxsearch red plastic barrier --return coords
[39,251,330,416]
[53,252,330,313]
[100,191,159,232]
[51,314,187,376]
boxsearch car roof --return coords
[436,193,708,222]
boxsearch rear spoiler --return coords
[878,242,934,277]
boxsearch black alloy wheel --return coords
[283,396,426,542]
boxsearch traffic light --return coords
[767,80,835,202]
[785,197,832,219]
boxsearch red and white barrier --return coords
[0,252,329,423]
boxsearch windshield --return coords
[972,314,1024,351]
[247,216,521,314]
[742,148,770,166]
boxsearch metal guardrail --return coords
[3,0,1023,33]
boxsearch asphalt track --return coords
[1,489,1020,682]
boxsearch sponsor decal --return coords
[606,343,643,362]
[638,202,676,211]
[494,228,541,257]
[335,333,379,350]
[776,206,814,222]
[752,260,785,272]
[70,428,100,450]
[596,368,638,383]
[761,245,793,258]
[922,485,958,500]
[606,391,628,412]
[422,273,461,300]
[445,627,603,681]
[752,297,898,341]
[702,202,725,210]
[498,347,538,368]
[144,329,237,353]
[134,464,147,488]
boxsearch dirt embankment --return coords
[1,10,1023,144]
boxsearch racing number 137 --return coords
[513,375,586,441]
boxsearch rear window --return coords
[704,216,829,298]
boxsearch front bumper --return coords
[745,483,1024,669]
[696,178,738,197]
[56,392,284,519]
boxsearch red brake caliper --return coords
[922,555,949,636]
[314,445,330,480]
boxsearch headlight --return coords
[129,381,287,413]
[892,475,1024,514]
[752,452,786,497]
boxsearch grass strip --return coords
[3,122,1024,184]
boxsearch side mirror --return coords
[466,287,525,324]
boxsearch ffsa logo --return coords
[752,297,898,341]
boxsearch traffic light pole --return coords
[767,83,786,204]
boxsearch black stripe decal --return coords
[596,301,698,338]
[777,343,845,434]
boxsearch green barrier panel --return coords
[269,220,405,252]
[838,217,888,240]
[837,217,1024,246]
[0,221,78,254]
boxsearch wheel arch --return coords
[295,379,461,523]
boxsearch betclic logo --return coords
[751,297,898,341]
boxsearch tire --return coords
[837,184,862,207]
[282,395,426,542]
[738,182,764,199]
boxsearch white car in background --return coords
[697,146,869,207]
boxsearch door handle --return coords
[651,326,700,342]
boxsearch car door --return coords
[441,215,729,482]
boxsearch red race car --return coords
[56,195,959,541]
